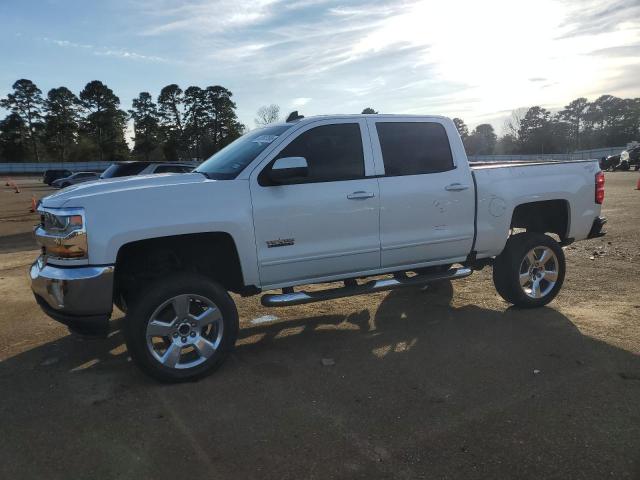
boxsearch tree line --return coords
[0,79,244,163]
[3,79,638,163]
[454,95,640,156]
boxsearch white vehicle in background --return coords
[620,144,640,171]
[51,171,100,189]
[30,114,606,382]
[99,161,196,179]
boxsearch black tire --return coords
[492,232,565,308]
[123,272,238,383]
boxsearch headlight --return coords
[42,211,83,233]
[620,151,629,161]
[36,207,88,259]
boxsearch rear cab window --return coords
[375,122,454,176]
[100,163,149,179]
[155,165,192,174]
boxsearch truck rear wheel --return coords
[123,272,238,383]
[492,232,565,308]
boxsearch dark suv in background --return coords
[42,169,72,185]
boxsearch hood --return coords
[41,173,209,208]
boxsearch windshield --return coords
[195,125,291,179]
[100,163,149,179]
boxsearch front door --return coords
[250,119,381,288]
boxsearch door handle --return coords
[444,183,470,192]
[347,191,375,200]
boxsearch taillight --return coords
[595,171,605,204]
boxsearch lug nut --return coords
[173,332,178,338]
[190,332,196,337]
[191,322,196,327]
[181,336,187,343]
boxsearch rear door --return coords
[367,117,475,269]
[250,118,380,288]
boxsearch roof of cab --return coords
[267,113,451,129]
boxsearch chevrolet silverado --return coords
[30,114,606,382]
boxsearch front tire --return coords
[492,232,565,308]
[124,272,238,383]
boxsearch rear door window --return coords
[376,122,454,176]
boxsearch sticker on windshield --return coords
[252,135,278,144]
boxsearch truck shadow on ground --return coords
[1,283,639,478]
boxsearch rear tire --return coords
[123,272,238,383]
[492,232,565,308]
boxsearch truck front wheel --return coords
[123,272,238,382]
[492,232,565,308]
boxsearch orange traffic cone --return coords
[29,196,37,213]
[5,177,11,187]
[10,180,20,194]
[636,177,640,190]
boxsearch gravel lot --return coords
[0,173,639,479]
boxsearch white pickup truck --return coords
[30,114,606,382]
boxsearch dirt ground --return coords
[0,173,639,479]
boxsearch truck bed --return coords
[469,159,597,169]
[469,157,601,259]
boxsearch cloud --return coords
[558,0,640,38]
[291,97,311,107]
[127,0,640,128]
[589,44,640,58]
[41,37,168,63]
[141,0,281,35]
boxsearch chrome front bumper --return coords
[30,257,114,335]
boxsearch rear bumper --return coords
[587,216,607,239]
[30,257,114,336]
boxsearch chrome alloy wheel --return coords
[518,246,559,299]
[145,294,224,370]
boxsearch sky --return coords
[1,0,639,134]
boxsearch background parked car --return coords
[51,171,100,188]
[42,169,72,185]
[99,161,195,179]
[599,155,623,171]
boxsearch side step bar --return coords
[261,267,472,307]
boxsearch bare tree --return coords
[255,104,280,127]
[503,108,527,139]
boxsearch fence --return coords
[469,146,626,163]
[0,145,629,172]
[0,161,113,174]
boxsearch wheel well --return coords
[114,233,246,306]
[510,200,569,240]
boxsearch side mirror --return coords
[269,156,308,184]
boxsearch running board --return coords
[261,267,472,307]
